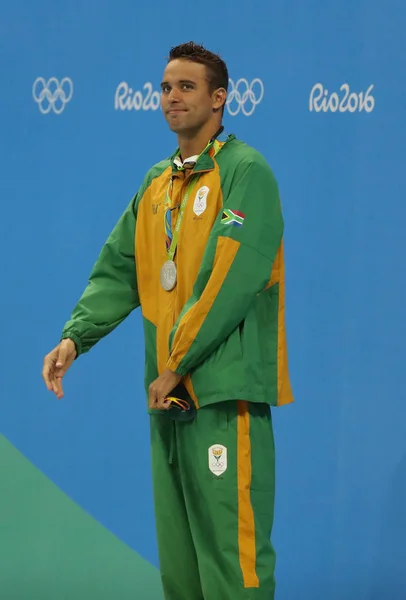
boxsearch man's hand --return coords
[149,369,182,410]
[42,338,77,400]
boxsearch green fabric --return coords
[143,316,159,392]
[184,284,280,407]
[150,401,276,600]
[0,434,163,599]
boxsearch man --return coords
[42,42,294,600]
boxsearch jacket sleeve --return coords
[166,157,284,376]
[60,194,139,356]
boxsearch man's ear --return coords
[212,87,227,112]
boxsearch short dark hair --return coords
[168,41,229,94]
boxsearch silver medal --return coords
[160,260,177,291]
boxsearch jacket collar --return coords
[169,133,235,174]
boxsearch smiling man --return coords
[42,42,294,600]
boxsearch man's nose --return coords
[168,88,181,102]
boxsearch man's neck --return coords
[178,122,222,161]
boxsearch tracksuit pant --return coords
[150,400,276,600]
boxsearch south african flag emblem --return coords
[221,209,245,227]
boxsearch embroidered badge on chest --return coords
[208,444,228,476]
[193,186,209,216]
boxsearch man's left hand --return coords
[149,369,182,410]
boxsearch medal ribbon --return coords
[163,137,224,259]
[164,175,200,258]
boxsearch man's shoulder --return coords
[220,137,272,174]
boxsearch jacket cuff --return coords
[166,356,188,376]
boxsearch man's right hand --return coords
[42,338,77,400]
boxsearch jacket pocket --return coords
[190,325,244,399]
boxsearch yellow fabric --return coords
[237,401,260,588]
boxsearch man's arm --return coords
[166,157,284,376]
[61,193,140,356]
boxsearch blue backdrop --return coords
[1,1,405,598]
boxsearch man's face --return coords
[161,59,223,134]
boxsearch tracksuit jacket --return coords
[61,133,293,411]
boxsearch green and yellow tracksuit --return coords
[61,133,294,599]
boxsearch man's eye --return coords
[162,86,171,93]
[182,84,193,90]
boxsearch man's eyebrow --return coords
[160,79,197,88]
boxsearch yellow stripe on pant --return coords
[237,400,260,588]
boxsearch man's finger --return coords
[42,360,53,391]
[54,377,64,400]
[156,396,171,410]
[51,377,58,395]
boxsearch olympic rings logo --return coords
[211,461,225,469]
[226,78,264,116]
[32,77,74,114]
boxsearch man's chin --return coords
[166,120,188,134]
[167,124,182,133]
[165,120,202,137]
